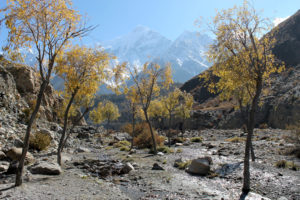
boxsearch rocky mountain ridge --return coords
[103,26,212,83]
[180,9,300,129]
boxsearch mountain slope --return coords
[181,9,300,129]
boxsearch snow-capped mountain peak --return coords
[101,26,212,83]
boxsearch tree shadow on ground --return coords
[215,161,243,177]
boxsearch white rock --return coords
[157,152,164,156]
[122,162,134,174]
[76,147,91,153]
[29,161,62,175]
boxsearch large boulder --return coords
[29,161,62,175]
[5,147,35,165]
[186,157,212,176]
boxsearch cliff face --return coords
[181,9,300,129]
[0,59,63,123]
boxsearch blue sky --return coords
[0,0,299,46]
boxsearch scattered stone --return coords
[13,138,23,147]
[186,157,212,176]
[157,152,164,156]
[6,161,18,174]
[5,147,35,164]
[152,163,164,170]
[77,132,90,139]
[76,147,91,153]
[277,197,288,200]
[121,162,134,174]
[0,161,9,173]
[0,151,6,160]
[173,158,183,167]
[29,161,62,175]
[129,149,136,154]
[175,143,183,147]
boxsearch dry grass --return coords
[225,136,246,143]
[29,132,51,151]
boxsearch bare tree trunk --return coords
[15,81,48,186]
[144,110,157,154]
[61,107,90,152]
[57,91,77,165]
[168,114,172,147]
[240,104,256,162]
[242,78,262,193]
[130,111,135,150]
[106,119,110,135]
[250,140,256,162]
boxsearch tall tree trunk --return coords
[242,77,262,193]
[57,91,77,166]
[168,114,172,147]
[15,81,48,186]
[106,119,110,135]
[240,104,256,162]
[61,107,90,152]
[250,140,256,162]
[130,111,135,150]
[181,119,186,138]
[144,110,157,154]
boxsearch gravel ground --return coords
[0,128,299,200]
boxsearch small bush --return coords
[113,140,131,148]
[105,146,113,150]
[121,123,133,136]
[29,132,51,151]
[120,146,130,152]
[133,122,164,148]
[275,160,299,170]
[176,148,183,153]
[173,137,186,143]
[225,137,246,143]
[259,123,268,129]
[157,146,172,154]
[191,137,203,143]
[285,123,300,144]
[175,160,192,170]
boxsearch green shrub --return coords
[191,137,203,143]
[29,132,51,151]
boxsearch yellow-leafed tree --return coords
[127,62,173,154]
[90,100,120,134]
[55,45,114,165]
[161,88,182,146]
[174,90,194,137]
[126,86,143,149]
[1,0,93,186]
[148,99,166,128]
[204,0,285,193]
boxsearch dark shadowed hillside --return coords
[181,9,300,129]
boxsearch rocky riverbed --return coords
[0,114,299,199]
